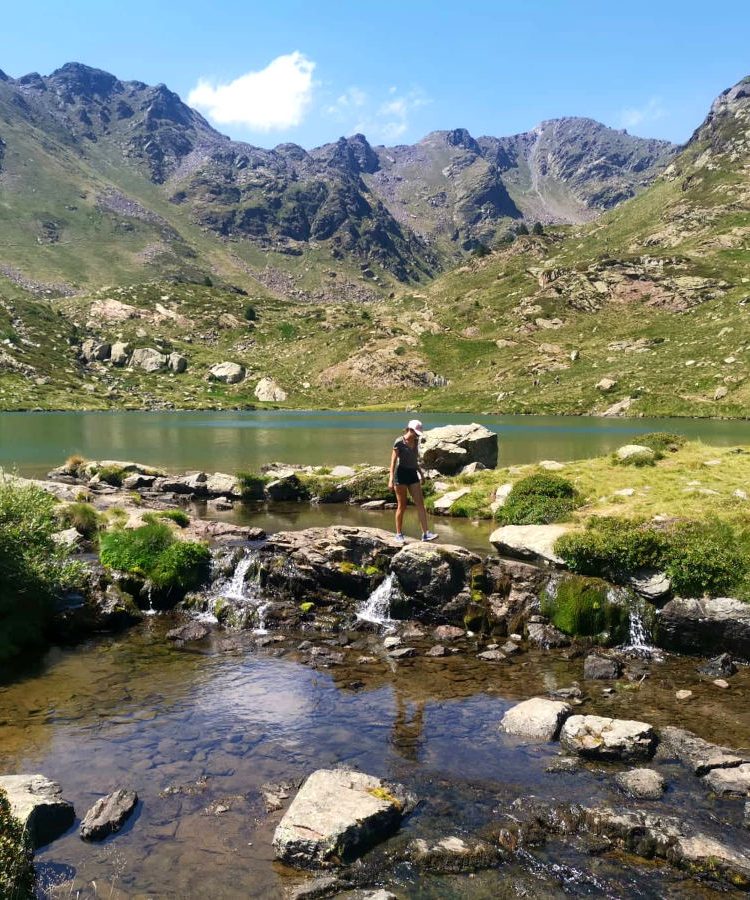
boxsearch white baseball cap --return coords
[406,419,424,435]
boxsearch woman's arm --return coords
[388,447,398,489]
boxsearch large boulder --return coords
[489,524,569,566]
[500,697,571,741]
[168,352,188,374]
[657,596,750,659]
[272,769,415,867]
[560,715,657,760]
[255,376,287,402]
[110,340,132,366]
[80,788,138,841]
[390,542,482,618]
[129,348,167,372]
[81,339,111,362]
[205,472,241,498]
[0,774,75,849]
[420,423,498,475]
[209,361,245,384]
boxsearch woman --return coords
[388,419,437,543]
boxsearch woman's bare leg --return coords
[408,482,430,533]
[395,484,408,533]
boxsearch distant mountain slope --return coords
[0,62,675,296]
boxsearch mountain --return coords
[2,67,746,417]
[0,62,674,299]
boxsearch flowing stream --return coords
[357,574,396,629]
[211,552,269,633]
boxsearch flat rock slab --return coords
[0,774,75,849]
[80,788,138,841]
[703,763,750,797]
[501,697,572,741]
[273,769,415,868]
[490,524,569,566]
[561,715,657,760]
[657,726,750,776]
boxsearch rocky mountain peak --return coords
[0,70,9,82]
[314,133,379,174]
[446,128,480,153]
[687,74,750,155]
[48,63,121,101]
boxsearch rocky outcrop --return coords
[0,774,75,849]
[489,524,569,565]
[500,697,571,741]
[81,338,111,362]
[420,424,498,475]
[657,596,750,659]
[208,361,245,384]
[272,769,415,867]
[129,347,167,372]
[80,788,138,841]
[560,715,657,760]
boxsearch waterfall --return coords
[143,582,157,616]
[212,551,268,633]
[357,574,396,628]
[622,593,655,653]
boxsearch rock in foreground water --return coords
[80,788,138,841]
[615,768,666,800]
[560,715,657,760]
[0,774,75,849]
[501,697,572,741]
[273,769,415,868]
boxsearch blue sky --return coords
[2,1,748,148]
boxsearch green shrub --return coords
[58,501,100,539]
[0,480,85,664]
[346,469,392,502]
[0,788,34,898]
[541,575,628,643]
[631,432,686,453]
[497,473,579,525]
[97,465,125,487]
[99,522,174,575]
[450,490,493,519]
[100,523,210,595]
[664,520,748,598]
[244,304,257,321]
[301,476,343,503]
[159,509,190,528]
[237,472,268,501]
[150,542,211,592]
[556,518,667,578]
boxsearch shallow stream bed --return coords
[3,617,750,898]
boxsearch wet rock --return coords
[744,801,750,830]
[501,698,572,741]
[657,596,750,658]
[388,647,416,660]
[80,788,138,841]
[501,640,521,655]
[702,764,750,797]
[697,652,737,677]
[407,834,500,873]
[675,689,693,701]
[287,876,350,899]
[383,636,401,649]
[165,621,210,643]
[426,644,447,657]
[0,774,75,849]
[477,649,506,662]
[657,726,750,775]
[490,524,569,566]
[615,769,665,800]
[420,423,498,475]
[549,684,582,701]
[261,780,295,813]
[560,715,657,760]
[272,769,415,868]
[583,654,622,680]
[390,542,481,615]
[526,621,570,649]
[433,625,464,641]
[545,757,581,774]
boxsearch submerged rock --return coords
[272,769,415,868]
[560,715,657,760]
[0,774,75,849]
[407,835,500,873]
[80,788,138,841]
[166,622,210,643]
[615,768,665,800]
[583,654,622,680]
[501,697,572,741]
[697,652,737,677]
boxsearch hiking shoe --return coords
[421,531,438,542]
[395,532,406,543]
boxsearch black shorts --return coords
[395,467,419,486]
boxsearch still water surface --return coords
[3,410,750,479]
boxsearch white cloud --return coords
[619,97,666,130]
[326,85,429,143]
[189,52,315,132]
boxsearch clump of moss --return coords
[158,509,190,528]
[0,788,35,898]
[96,465,126,487]
[541,574,628,643]
[150,542,211,592]
[497,473,580,525]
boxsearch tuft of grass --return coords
[0,788,35,898]
[57,501,100,540]
[158,509,191,528]
[237,472,269,502]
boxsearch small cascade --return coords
[621,593,656,654]
[357,574,396,629]
[212,551,268,633]
[143,582,157,617]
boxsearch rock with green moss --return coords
[541,575,628,644]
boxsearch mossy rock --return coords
[464,601,489,633]
[541,575,628,644]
